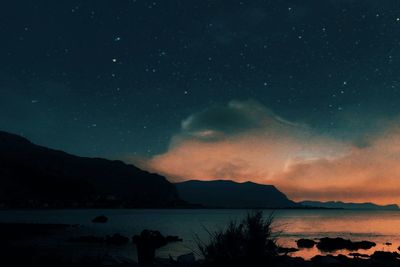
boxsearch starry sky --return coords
[2,0,400,203]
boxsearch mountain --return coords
[0,130,182,208]
[175,180,298,208]
[300,201,399,210]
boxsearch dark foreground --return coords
[3,222,400,267]
[4,246,400,267]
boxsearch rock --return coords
[317,237,376,251]
[106,233,129,245]
[385,242,392,246]
[177,252,196,264]
[370,251,400,262]
[275,255,308,267]
[133,230,168,265]
[352,240,376,250]
[92,215,108,223]
[317,237,352,251]
[311,255,341,266]
[296,238,316,248]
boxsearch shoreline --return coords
[2,222,400,267]
[1,207,384,211]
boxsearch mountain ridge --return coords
[2,130,396,210]
[175,179,299,208]
[300,200,399,210]
[0,130,182,208]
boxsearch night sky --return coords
[2,1,400,203]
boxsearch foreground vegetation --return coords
[3,212,400,267]
[197,211,278,266]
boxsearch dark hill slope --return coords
[300,201,399,210]
[175,180,298,208]
[0,131,181,208]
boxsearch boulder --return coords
[132,230,183,265]
[133,230,168,265]
[311,255,341,266]
[352,241,376,250]
[317,237,375,251]
[275,255,308,267]
[370,251,400,262]
[317,237,352,251]
[296,239,316,248]
[92,215,108,223]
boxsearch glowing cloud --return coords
[143,100,400,205]
[277,127,400,204]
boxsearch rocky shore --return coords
[3,221,400,267]
[3,246,400,267]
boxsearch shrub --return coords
[197,211,278,267]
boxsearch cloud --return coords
[277,126,400,204]
[179,100,304,141]
[141,100,400,205]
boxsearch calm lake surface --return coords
[1,209,400,260]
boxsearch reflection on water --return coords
[1,209,400,260]
[274,209,400,259]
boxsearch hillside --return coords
[0,131,182,208]
[175,180,298,208]
[300,201,399,210]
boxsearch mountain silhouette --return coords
[300,201,399,210]
[175,180,298,208]
[0,131,181,208]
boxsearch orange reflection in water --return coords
[273,209,400,259]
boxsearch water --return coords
[1,209,400,260]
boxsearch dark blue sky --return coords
[1,0,400,158]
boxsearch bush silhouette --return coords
[198,211,278,267]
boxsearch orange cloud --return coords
[141,100,400,205]
[147,133,346,181]
[277,127,400,204]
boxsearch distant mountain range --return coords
[176,180,400,210]
[1,130,397,210]
[0,131,182,208]
[175,180,299,208]
[0,130,297,209]
[300,201,399,210]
